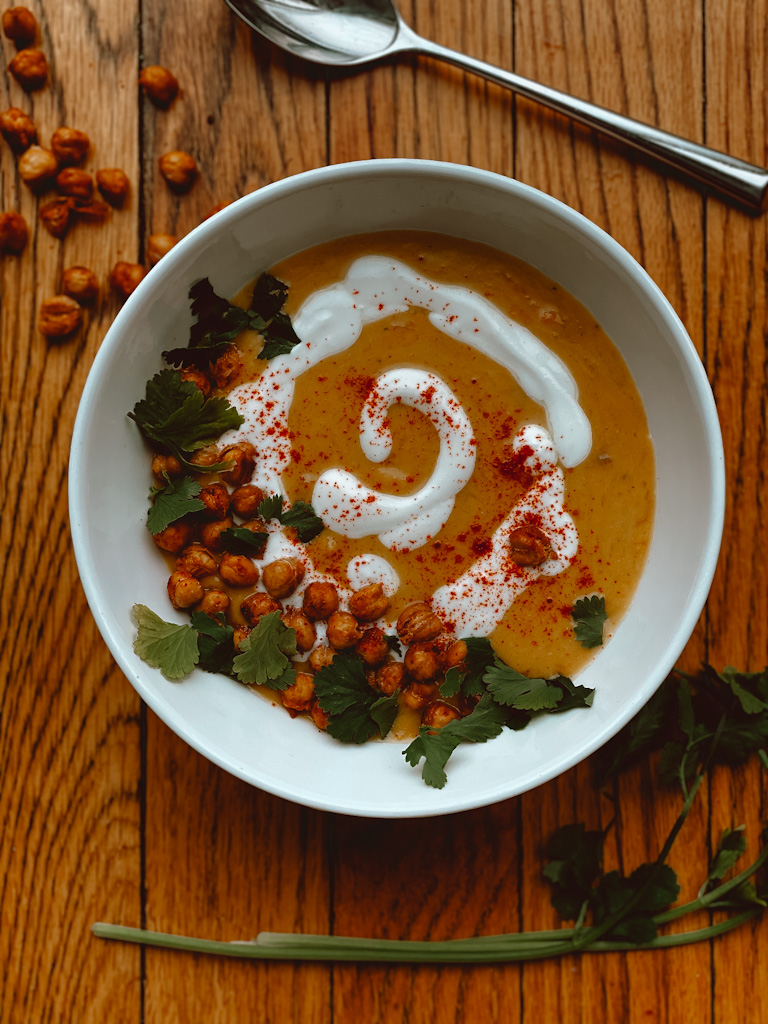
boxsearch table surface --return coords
[2,0,767,1020]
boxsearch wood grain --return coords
[1,0,767,1021]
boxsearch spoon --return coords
[225,0,768,212]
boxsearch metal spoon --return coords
[225,0,768,212]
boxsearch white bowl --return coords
[69,160,724,818]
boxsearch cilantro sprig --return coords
[257,493,324,543]
[231,611,297,690]
[314,650,398,743]
[146,475,205,535]
[572,595,608,649]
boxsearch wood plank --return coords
[138,4,332,1022]
[0,0,142,1020]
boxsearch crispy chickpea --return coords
[233,625,251,650]
[302,581,339,622]
[0,106,35,151]
[188,444,220,469]
[61,265,99,303]
[72,198,109,223]
[422,701,461,729]
[110,261,146,300]
[147,232,177,265]
[151,453,182,480]
[2,7,37,47]
[18,145,57,188]
[401,681,439,711]
[211,345,242,389]
[39,197,73,238]
[396,602,443,644]
[50,126,89,165]
[219,552,259,588]
[355,627,390,667]
[175,544,217,579]
[310,699,329,731]
[262,558,305,599]
[508,524,552,567]
[309,644,335,672]
[96,167,130,206]
[152,518,196,554]
[349,583,390,622]
[159,150,197,191]
[56,167,93,199]
[230,484,265,519]
[8,48,46,90]
[167,570,204,609]
[220,441,256,487]
[282,671,315,713]
[179,366,211,397]
[442,639,467,673]
[404,641,442,682]
[374,662,406,696]
[326,611,362,651]
[0,210,27,254]
[38,295,82,337]
[139,64,179,106]
[241,591,282,627]
[197,588,230,617]
[281,608,316,653]
[199,515,233,552]
[197,482,230,520]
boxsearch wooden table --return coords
[2,0,766,1019]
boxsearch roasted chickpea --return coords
[396,602,443,644]
[72,198,109,223]
[309,644,335,672]
[401,681,439,711]
[151,453,182,480]
[442,639,467,672]
[281,608,316,653]
[404,641,442,682]
[56,167,93,199]
[18,145,57,188]
[139,64,179,106]
[61,265,99,303]
[199,516,233,552]
[110,261,146,300]
[220,441,256,487]
[0,210,27,254]
[326,611,362,651]
[302,581,339,621]
[152,518,196,554]
[349,583,390,622]
[211,345,242,389]
[179,366,211,397]
[241,592,282,627]
[50,126,89,165]
[8,47,47,90]
[233,625,251,650]
[188,444,220,469]
[2,7,37,47]
[159,150,197,191]
[197,482,230,520]
[167,570,204,609]
[39,197,73,238]
[175,544,217,579]
[197,588,230,617]
[355,627,390,667]
[0,106,35,151]
[282,671,315,713]
[219,552,259,588]
[508,524,551,567]
[422,701,461,729]
[147,232,177,265]
[96,167,130,206]
[374,662,406,696]
[230,484,265,519]
[310,699,329,731]
[262,558,305,599]
[38,295,82,337]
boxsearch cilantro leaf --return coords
[257,493,324,543]
[370,694,399,739]
[543,823,605,920]
[146,475,205,535]
[572,595,608,649]
[592,863,680,943]
[719,666,768,715]
[232,611,297,689]
[701,826,748,897]
[128,369,244,459]
[440,665,463,698]
[191,611,236,675]
[257,494,285,520]
[251,272,288,320]
[315,650,398,743]
[483,659,563,711]
[439,636,495,698]
[220,526,269,557]
[548,674,595,712]
[132,604,199,680]
[384,634,402,656]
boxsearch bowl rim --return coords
[69,158,725,817]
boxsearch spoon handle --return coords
[408,35,768,212]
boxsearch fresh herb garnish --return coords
[191,612,236,675]
[146,474,205,535]
[483,659,563,711]
[572,595,608,649]
[314,650,398,743]
[132,604,200,680]
[439,636,495,698]
[232,611,297,690]
[256,493,324,543]
[219,525,269,557]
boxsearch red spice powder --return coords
[422,385,436,403]
[471,538,493,556]
[493,444,535,488]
